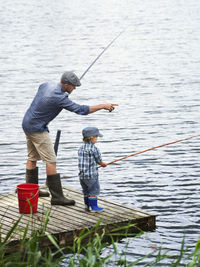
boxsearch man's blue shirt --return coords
[22,81,89,133]
[78,142,102,179]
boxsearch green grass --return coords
[0,210,200,266]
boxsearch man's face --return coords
[63,83,76,94]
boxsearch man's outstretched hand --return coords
[103,103,119,112]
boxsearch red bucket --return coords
[17,184,39,213]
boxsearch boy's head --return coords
[82,127,103,144]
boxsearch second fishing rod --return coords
[61,133,200,179]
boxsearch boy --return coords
[78,127,107,211]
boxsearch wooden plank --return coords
[0,204,80,234]
[41,196,139,223]
[61,186,151,217]
[0,186,156,251]
[0,207,64,239]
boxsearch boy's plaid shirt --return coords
[78,142,102,179]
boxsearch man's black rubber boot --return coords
[26,167,50,197]
[47,173,75,206]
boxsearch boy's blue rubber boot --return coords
[88,196,104,211]
[84,196,90,211]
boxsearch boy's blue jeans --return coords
[79,177,100,196]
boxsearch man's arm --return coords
[89,103,118,114]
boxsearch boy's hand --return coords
[100,161,107,167]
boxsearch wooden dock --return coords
[0,186,156,251]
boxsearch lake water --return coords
[1,0,200,265]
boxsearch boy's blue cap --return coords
[82,127,103,137]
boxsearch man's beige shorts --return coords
[25,131,57,163]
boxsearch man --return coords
[22,71,117,206]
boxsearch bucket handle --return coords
[18,189,39,202]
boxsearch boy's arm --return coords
[99,161,107,167]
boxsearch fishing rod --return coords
[79,30,125,80]
[55,30,125,154]
[54,129,61,156]
[61,133,200,179]
[98,133,200,168]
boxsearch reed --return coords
[0,211,200,266]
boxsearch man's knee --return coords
[26,160,37,169]
[46,162,57,175]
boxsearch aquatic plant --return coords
[0,210,200,266]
